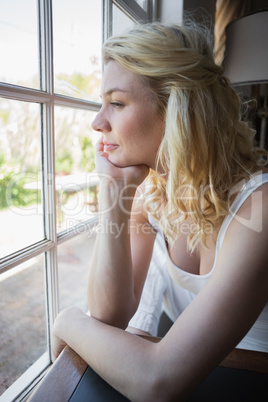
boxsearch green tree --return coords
[79,135,95,172]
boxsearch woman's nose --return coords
[91,109,111,133]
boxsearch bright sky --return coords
[0,0,102,85]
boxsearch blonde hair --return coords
[103,22,267,251]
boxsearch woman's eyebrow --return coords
[101,88,129,97]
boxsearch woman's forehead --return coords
[101,61,148,96]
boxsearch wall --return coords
[158,0,183,24]
[158,0,268,26]
[158,0,216,25]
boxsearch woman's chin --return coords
[108,155,133,168]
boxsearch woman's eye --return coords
[111,102,123,108]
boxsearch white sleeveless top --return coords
[149,173,268,294]
[148,174,268,351]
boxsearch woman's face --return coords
[92,61,164,170]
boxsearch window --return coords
[0,0,155,400]
[104,0,155,39]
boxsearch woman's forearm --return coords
[88,181,137,328]
[54,308,159,402]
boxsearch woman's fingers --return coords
[94,136,149,185]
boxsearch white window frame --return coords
[0,0,157,400]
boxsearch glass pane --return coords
[53,0,102,101]
[0,255,47,395]
[58,227,97,311]
[54,106,99,232]
[0,0,39,88]
[134,0,148,11]
[113,4,135,36]
[0,99,44,258]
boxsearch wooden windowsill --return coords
[27,347,87,402]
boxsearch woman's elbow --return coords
[87,301,136,329]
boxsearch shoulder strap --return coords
[215,173,268,257]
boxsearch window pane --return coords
[112,4,135,36]
[0,0,39,89]
[54,106,99,232]
[0,255,47,395]
[134,0,148,11]
[0,99,44,258]
[58,227,96,311]
[53,0,102,101]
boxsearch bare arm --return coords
[87,139,156,328]
[54,186,268,401]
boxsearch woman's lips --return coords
[103,142,118,152]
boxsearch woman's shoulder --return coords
[233,170,268,219]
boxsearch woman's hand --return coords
[52,307,82,360]
[52,330,67,360]
[52,310,68,360]
[95,137,149,187]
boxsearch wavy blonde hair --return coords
[103,21,267,251]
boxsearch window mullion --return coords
[0,83,51,103]
[54,94,101,111]
[149,0,158,21]
[0,239,54,273]
[40,0,54,95]
[103,0,113,41]
[40,0,59,359]
[42,101,59,326]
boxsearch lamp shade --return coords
[223,10,268,85]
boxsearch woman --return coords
[53,22,268,401]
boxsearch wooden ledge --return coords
[220,347,268,373]
[28,346,87,402]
